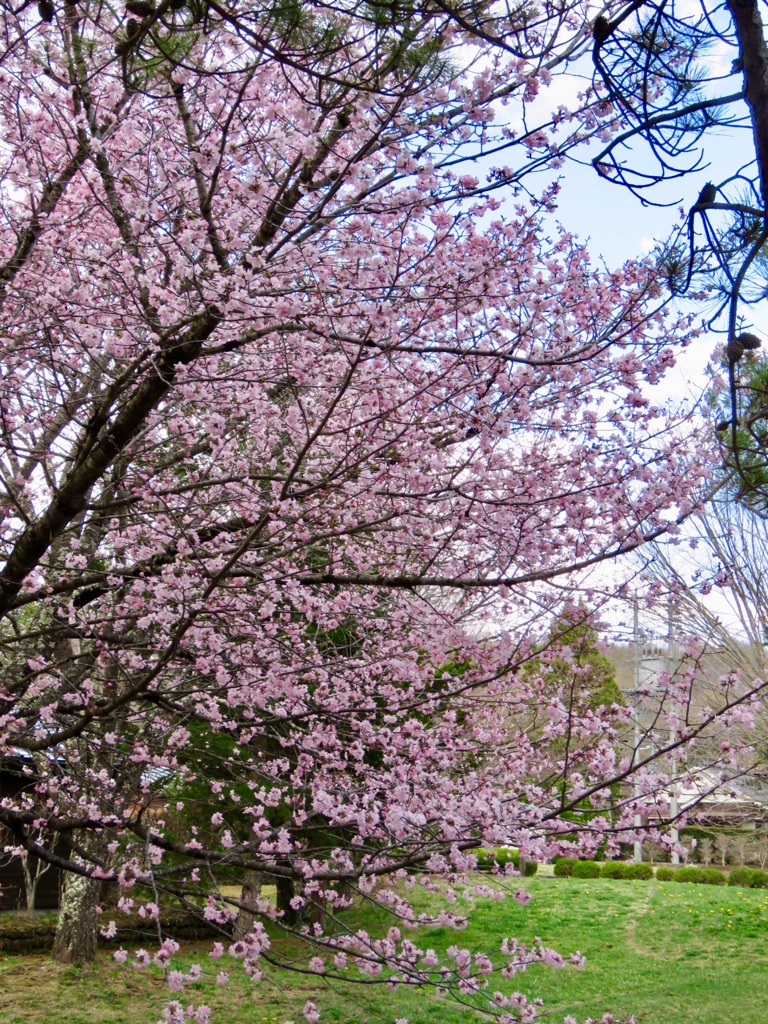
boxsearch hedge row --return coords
[554,859,653,880]
[656,865,768,888]
[655,866,726,885]
[476,848,538,876]
[552,860,768,887]
[727,867,768,888]
[599,862,653,880]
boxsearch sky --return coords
[483,26,765,421]
[404,27,760,650]
[502,78,767,649]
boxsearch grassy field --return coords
[3,877,768,1024]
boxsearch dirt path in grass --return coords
[624,885,658,957]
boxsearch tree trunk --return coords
[275,871,298,926]
[727,0,768,204]
[308,892,327,934]
[25,876,36,915]
[235,870,262,937]
[20,856,36,915]
[52,831,105,964]
[334,877,352,905]
[21,850,52,915]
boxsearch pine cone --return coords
[593,15,610,42]
[738,332,761,351]
[696,182,717,207]
[727,337,745,362]
[125,1,155,16]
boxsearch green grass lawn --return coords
[3,878,768,1024]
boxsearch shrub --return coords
[728,867,754,888]
[554,859,575,877]
[655,865,726,886]
[624,863,653,880]
[600,862,628,879]
[699,868,726,886]
[571,860,600,878]
[476,848,509,870]
[729,867,768,888]
[476,848,538,876]
[674,866,705,883]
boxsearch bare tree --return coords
[747,829,768,868]
[643,492,768,767]
[731,830,753,866]
[715,832,732,866]
[1,824,55,915]
[700,837,715,865]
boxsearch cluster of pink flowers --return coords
[0,1,754,1022]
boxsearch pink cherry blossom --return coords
[0,4,759,1023]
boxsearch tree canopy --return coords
[0,0,763,1020]
[587,0,768,501]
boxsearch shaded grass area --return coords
[3,879,768,1023]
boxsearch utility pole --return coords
[629,598,681,864]
[668,602,680,865]
[633,596,643,864]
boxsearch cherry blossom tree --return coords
[0,0,761,1020]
